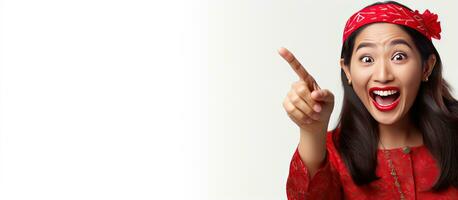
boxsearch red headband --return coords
[343,3,441,43]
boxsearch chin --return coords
[372,114,400,125]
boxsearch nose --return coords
[373,59,394,84]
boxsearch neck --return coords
[378,115,423,149]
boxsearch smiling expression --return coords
[341,23,435,125]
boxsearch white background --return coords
[1,0,457,200]
[1,0,208,199]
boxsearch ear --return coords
[423,54,436,80]
[340,58,352,82]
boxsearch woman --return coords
[279,1,458,199]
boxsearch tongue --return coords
[375,95,396,106]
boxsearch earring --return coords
[348,79,352,85]
[424,76,429,82]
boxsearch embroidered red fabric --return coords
[286,129,458,199]
[342,3,441,43]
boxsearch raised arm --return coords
[279,47,341,199]
[279,47,334,175]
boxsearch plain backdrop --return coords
[0,0,457,200]
[0,0,208,199]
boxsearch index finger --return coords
[278,47,313,81]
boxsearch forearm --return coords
[297,128,327,178]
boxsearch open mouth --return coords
[369,87,401,111]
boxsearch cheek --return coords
[398,60,423,82]
[398,69,422,85]
[399,68,423,101]
[350,69,372,101]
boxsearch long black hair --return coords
[334,1,458,191]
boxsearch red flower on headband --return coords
[421,9,441,40]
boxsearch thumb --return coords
[311,89,334,103]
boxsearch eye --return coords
[360,56,374,63]
[392,52,407,61]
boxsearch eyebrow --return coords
[355,39,413,52]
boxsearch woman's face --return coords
[341,23,434,125]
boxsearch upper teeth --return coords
[373,90,398,96]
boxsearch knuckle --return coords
[283,100,291,110]
[287,113,296,121]
[289,92,297,100]
[284,103,295,113]
[287,90,293,98]
[294,110,304,119]
[296,85,306,95]
[287,107,295,114]
[291,95,301,104]
[304,107,314,115]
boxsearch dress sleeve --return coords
[286,139,342,199]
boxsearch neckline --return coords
[377,144,426,152]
